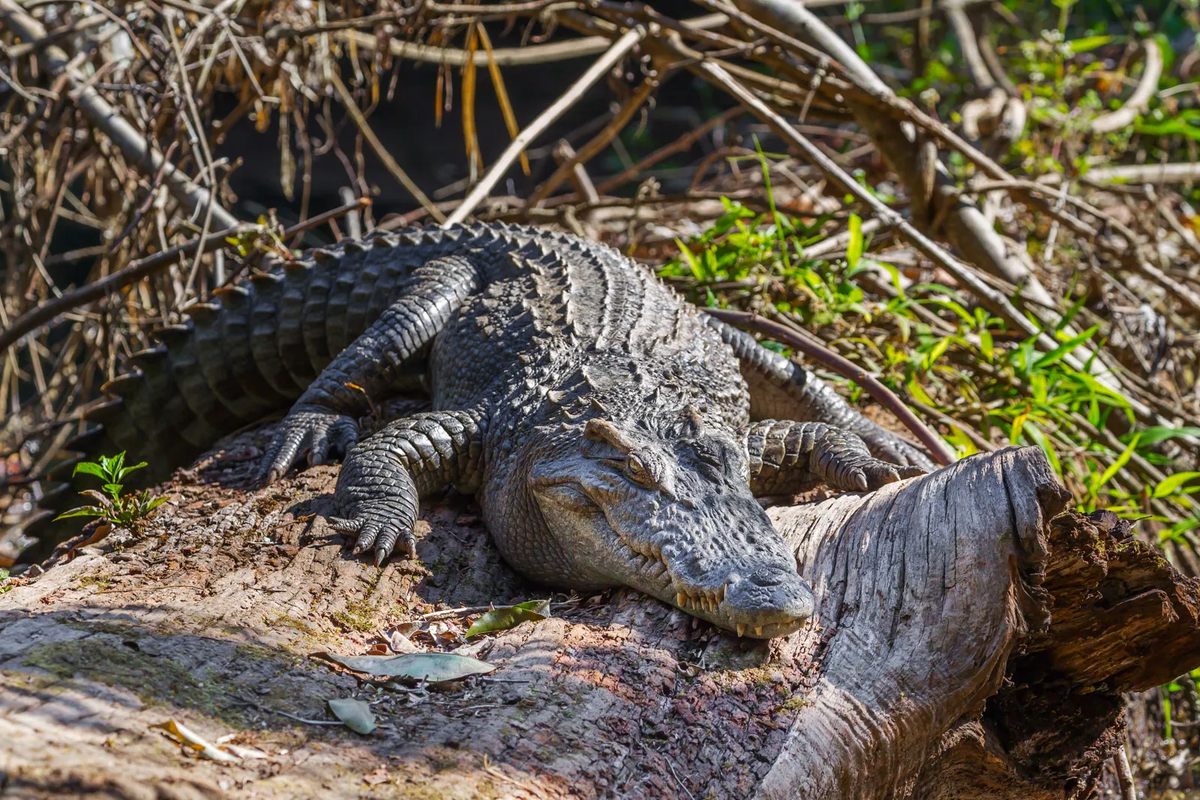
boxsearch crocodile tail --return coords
[14,268,313,560]
[13,222,528,561]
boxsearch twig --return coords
[443,26,647,227]
[664,756,697,800]
[0,224,251,352]
[553,141,599,204]
[943,0,992,90]
[527,78,657,207]
[336,13,724,67]
[420,605,492,620]
[1093,39,1163,134]
[1114,744,1137,800]
[1043,162,1200,186]
[4,12,105,58]
[0,0,239,229]
[594,106,743,194]
[327,69,444,222]
[230,698,345,726]
[0,197,370,352]
[692,59,1064,357]
[424,0,567,14]
[704,307,955,466]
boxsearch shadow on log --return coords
[1,430,1198,799]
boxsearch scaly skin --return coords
[32,223,928,636]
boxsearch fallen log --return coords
[1,428,1197,799]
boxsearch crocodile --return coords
[34,223,930,638]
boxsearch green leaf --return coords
[1096,434,1141,492]
[906,378,935,407]
[979,329,994,361]
[1066,35,1113,53]
[327,698,376,735]
[873,259,906,298]
[103,483,123,498]
[846,214,863,269]
[1032,325,1099,371]
[1024,424,1062,477]
[144,496,170,513]
[466,600,550,637]
[115,459,148,483]
[921,337,951,371]
[54,507,106,521]
[72,461,106,480]
[674,238,705,281]
[1153,472,1200,499]
[314,652,496,684]
[1133,426,1200,447]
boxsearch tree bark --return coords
[1,426,1198,798]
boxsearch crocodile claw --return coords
[328,498,418,566]
[819,444,927,493]
[259,405,359,484]
[857,426,936,472]
[843,460,926,492]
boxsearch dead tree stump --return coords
[1,429,1198,799]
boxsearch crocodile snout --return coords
[720,565,814,638]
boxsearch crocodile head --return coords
[529,408,814,638]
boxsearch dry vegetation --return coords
[2,0,1200,794]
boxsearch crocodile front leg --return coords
[329,410,486,565]
[708,317,935,470]
[259,256,482,482]
[745,420,925,496]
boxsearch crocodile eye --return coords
[625,455,654,487]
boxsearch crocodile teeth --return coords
[736,623,746,638]
[754,626,764,636]
[677,592,687,607]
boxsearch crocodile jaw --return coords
[532,479,814,639]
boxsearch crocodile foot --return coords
[258,404,360,483]
[328,497,418,566]
[857,425,937,472]
[813,429,927,492]
[836,454,926,492]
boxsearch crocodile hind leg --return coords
[745,420,925,496]
[329,409,486,564]
[259,255,483,482]
[707,317,935,470]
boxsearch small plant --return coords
[54,452,168,526]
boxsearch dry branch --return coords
[327,69,444,223]
[726,0,1053,308]
[337,12,727,67]
[444,26,647,227]
[0,0,238,230]
[527,79,657,207]
[0,198,369,353]
[704,307,955,466]
[1045,161,1200,186]
[1092,39,1163,135]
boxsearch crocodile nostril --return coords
[749,568,787,587]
